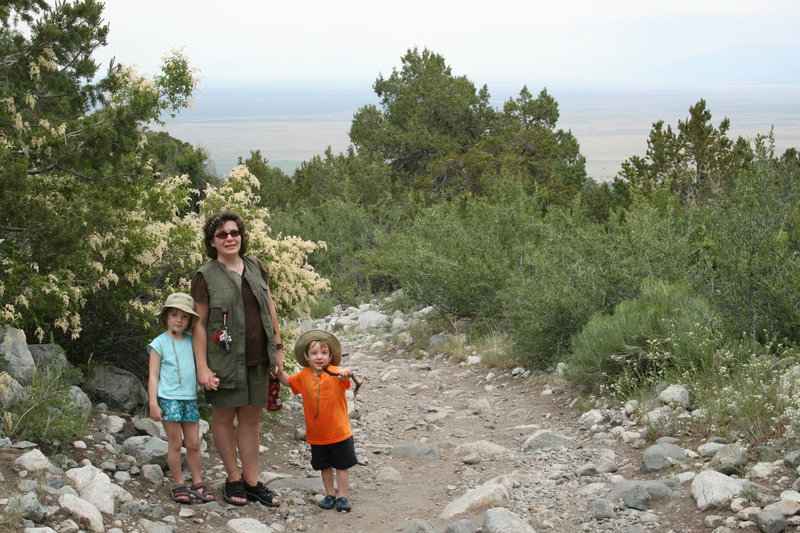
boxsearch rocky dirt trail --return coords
[167,332,705,533]
[4,326,759,533]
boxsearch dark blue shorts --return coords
[310,436,357,471]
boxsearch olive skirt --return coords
[204,361,269,407]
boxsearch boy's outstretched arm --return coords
[274,367,290,386]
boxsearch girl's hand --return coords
[338,368,352,380]
[199,370,219,390]
[150,405,163,422]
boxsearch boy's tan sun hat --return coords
[293,329,342,367]
[156,292,200,328]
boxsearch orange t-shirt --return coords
[287,366,352,445]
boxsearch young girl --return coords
[275,329,357,512]
[148,292,215,504]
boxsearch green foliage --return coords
[692,138,800,341]
[615,100,753,205]
[0,0,198,342]
[501,195,697,369]
[369,191,545,321]
[348,49,585,204]
[494,87,587,204]
[474,331,515,369]
[350,47,492,184]
[0,2,328,379]
[269,197,384,304]
[290,147,395,208]
[501,208,615,368]
[564,280,721,395]
[240,149,293,210]
[0,367,89,451]
[307,293,336,319]
[145,131,220,205]
[579,179,626,222]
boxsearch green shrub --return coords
[692,149,800,343]
[500,206,627,368]
[503,195,698,370]
[369,191,545,322]
[563,279,721,395]
[269,198,385,304]
[308,293,337,319]
[474,331,515,369]
[0,367,90,451]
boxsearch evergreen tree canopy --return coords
[347,48,586,204]
[615,99,753,204]
[349,47,493,184]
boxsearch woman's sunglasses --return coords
[214,229,241,240]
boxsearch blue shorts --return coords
[157,398,200,423]
[310,436,357,471]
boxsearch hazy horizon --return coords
[160,80,800,181]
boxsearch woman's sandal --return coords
[222,479,248,506]
[188,482,216,503]
[243,480,280,507]
[170,483,193,504]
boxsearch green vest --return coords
[198,256,277,389]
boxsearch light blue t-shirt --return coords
[147,332,197,400]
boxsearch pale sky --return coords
[95,0,800,85]
[88,1,800,179]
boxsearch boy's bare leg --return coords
[321,467,336,495]
[335,468,349,497]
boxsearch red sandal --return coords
[170,483,193,504]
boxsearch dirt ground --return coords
[204,335,707,533]
[2,335,717,532]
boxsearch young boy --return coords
[148,292,215,504]
[275,329,357,512]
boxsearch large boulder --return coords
[482,507,536,533]
[0,327,35,384]
[641,442,687,472]
[658,384,691,408]
[68,386,93,419]
[523,429,580,451]
[0,371,24,410]
[27,343,70,373]
[355,310,390,332]
[707,443,748,475]
[691,470,745,510]
[122,435,168,467]
[83,365,147,413]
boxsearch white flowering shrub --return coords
[692,340,796,443]
[197,165,329,317]
[0,4,327,369]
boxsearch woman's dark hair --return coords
[202,211,250,259]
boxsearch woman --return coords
[191,211,283,507]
